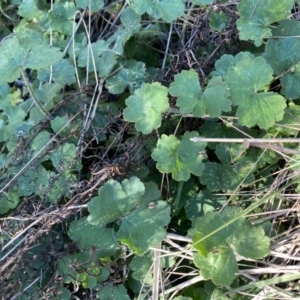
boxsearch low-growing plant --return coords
[0,0,300,299]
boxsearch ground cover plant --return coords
[0,0,300,299]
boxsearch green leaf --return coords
[18,0,40,19]
[130,250,175,284]
[264,20,300,99]
[200,160,255,192]
[108,7,141,55]
[275,103,300,135]
[96,284,130,300]
[185,190,226,221]
[191,0,215,4]
[169,70,231,118]
[272,19,300,37]
[224,54,286,129]
[87,178,170,255]
[58,251,103,289]
[51,115,80,140]
[194,250,237,286]
[87,177,145,225]
[97,51,117,77]
[215,143,247,165]
[123,82,169,134]
[43,176,72,204]
[30,131,51,152]
[51,288,71,300]
[211,52,255,79]
[209,12,228,31]
[0,190,19,215]
[48,2,77,35]
[68,217,119,257]
[130,0,185,22]
[0,36,63,84]
[105,60,147,94]
[49,143,82,174]
[75,0,104,12]
[37,59,76,86]
[34,83,63,111]
[77,39,110,70]
[151,131,206,181]
[189,206,270,285]
[0,104,27,142]
[236,0,293,46]
[117,201,170,255]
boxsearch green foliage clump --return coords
[0,0,299,299]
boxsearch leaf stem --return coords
[174,181,184,215]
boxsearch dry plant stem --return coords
[77,78,105,152]
[0,166,111,275]
[190,137,300,155]
[20,66,51,120]
[150,275,203,300]
[10,276,40,300]
[0,112,80,195]
[162,22,173,70]
[193,176,300,249]
[152,242,162,300]
[63,9,85,55]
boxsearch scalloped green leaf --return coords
[18,0,40,19]
[48,2,77,35]
[0,36,63,84]
[236,0,293,46]
[185,190,226,222]
[49,143,82,176]
[58,251,104,289]
[209,12,228,31]
[87,177,145,226]
[96,285,130,300]
[77,39,110,70]
[0,104,27,142]
[34,83,62,111]
[169,70,231,118]
[123,82,169,134]
[68,217,119,257]
[275,103,300,135]
[130,250,175,284]
[117,201,170,255]
[194,249,236,286]
[98,51,118,77]
[37,59,76,86]
[211,52,255,78]
[109,7,141,55]
[264,20,300,99]
[105,60,147,94]
[31,130,51,151]
[215,143,247,165]
[79,47,116,80]
[191,0,214,4]
[75,0,104,12]
[87,177,169,255]
[151,131,206,181]
[189,206,270,285]
[200,160,255,192]
[272,19,300,37]
[130,0,185,22]
[224,55,286,129]
[0,190,19,215]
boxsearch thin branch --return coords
[190,137,300,155]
